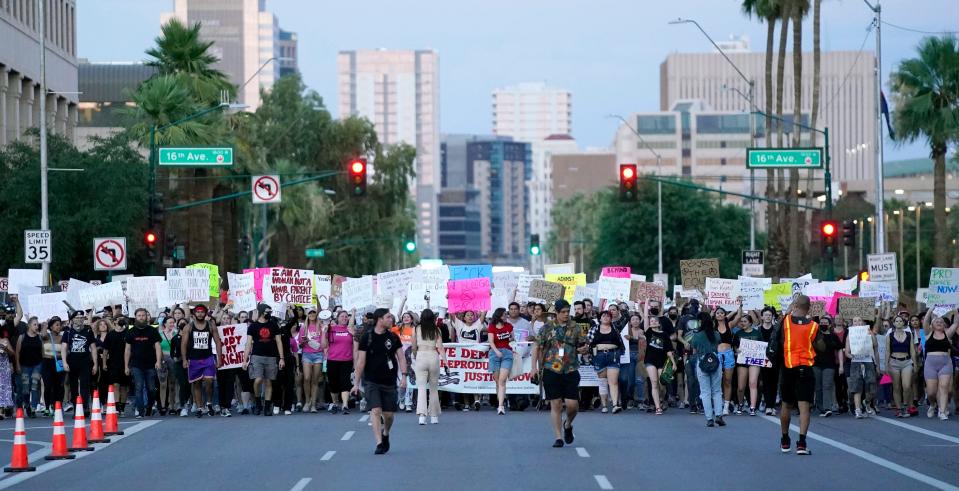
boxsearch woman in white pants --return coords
[412,309,445,424]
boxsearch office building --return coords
[1,0,78,145]
[660,49,875,193]
[162,0,298,109]
[75,61,155,149]
[338,49,441,257]
[437,188,482,263]
[277,29,297,77]
[550,151,617,201]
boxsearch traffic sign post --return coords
[746,148,824,169]
[252,175,281,204]
[93,237,127,271]
[24,230,51,264]
[741,250,764,277]
[158,147,234,167]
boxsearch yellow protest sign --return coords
[187,263,220,298]
[545,273,586,302]
[762,282,792,310]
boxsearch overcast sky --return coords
[78,0,957,161]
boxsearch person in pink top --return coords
[297,309,326,413]
[323,310,356,414]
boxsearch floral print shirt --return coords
[536,320,583,374]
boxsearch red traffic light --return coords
[822,222,836,236]
[350,160,365,175]
[621,167,635,179]
[145,231,157,246]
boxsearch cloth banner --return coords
[408,343,536,394]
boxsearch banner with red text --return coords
[410,343,537,394]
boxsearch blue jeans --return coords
[130,367,157,413]
[20,364,42,409]
[696,362,723,420]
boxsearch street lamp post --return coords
[37,0,49,285]
[609,114,664,274]
[864,0,886,253]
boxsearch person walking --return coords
[297,309,326,413]
[590,311,624,414]
[14,317,43,418]
[531,300,587,448]
[921,308,957,420]
[885,316,917,418]
[180,305,222,418]
[812,316,841,418]
[61,310,98,409]
[324,310,355,415]
[353,308,407,455]
[243,304,284,417]
[412,309,444,424]
[690,313,724,427]
[486,308,515,415]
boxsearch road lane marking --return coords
[0,420,160,489]
[341,431,355,441]
[359,415,369,422]
[290,478,311,491]
[320,451,336,461]
[576,447,590,457]
[762,416,959,491]
[873,416,959,444]
[594,475,613,490]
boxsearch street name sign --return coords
[746,148,823,169]
[159,147,234,167]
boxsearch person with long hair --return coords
[324,310,355,415]
[393,312,417,412]
[921,308,958,420]
[691,308,724,427]
[412,309,444,424]
[621,314,646,409]
[844,316,878,419]
[733,313,763,416]
[298,308,326,413]
[158,316,178,415]
[758,307,779,415]
[40,317,65,417]
[590,310,625,414]
[451,310,485,411]
[885,315,917,418]
[486,308,514,415]
[642,301,675,415]
[15,317,43,418]
[832,316,850,414]
[713,304,742,416]
[812,315,841,418]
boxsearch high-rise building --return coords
[492,82,573,259]
[1,0,78,145]
[660,49,875,194]
[338,49,441,257]
[277,29,297,77]
[162,0,298,109]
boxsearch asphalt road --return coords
[0,405,957,490]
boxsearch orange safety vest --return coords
[783,316,818,369]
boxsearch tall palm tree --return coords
[146,18,234,105]
[788,0,810,275]
[890,36,959,267]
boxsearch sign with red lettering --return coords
[409,343,537,394]
[267,268,314,306]
[217,323,248,370]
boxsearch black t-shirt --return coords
[104,330,127,367]
[279,320,297,360]
[125,325,161,369]
[249,319,280,358]
[62,326,96,361]
[358,329,401,386]
[18,333,43,367]
[644,328,674,367]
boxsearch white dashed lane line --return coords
[341,431,354,441]
[320,451,336,461]
[594,475,613,490]
[289,477,311,491]
[576,447,590,458]
[359,414,369,423]
[873,416,959,444]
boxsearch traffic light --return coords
[842,220,856,247]
[404,239,417,253]
[145,230,158,259]
[820,220,838,257]
[348,158,367,196]
[530,234,541,256]
[859,270,870,282]
[619,164,638,202]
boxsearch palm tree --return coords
[890,36,959,267]
[146,18,234,104]
[787,0,810,275]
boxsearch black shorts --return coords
[780,366,815,404]
[327,360,354,394]
[364,382,398,412]
[543,370,580,401]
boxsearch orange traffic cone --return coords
[68,396,94,452]
[4,408,36,472]
[45,402,75,461]
[87,391,110,444]
[104,386,123,436]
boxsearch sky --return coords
[77,0,958,161]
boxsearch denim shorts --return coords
[302,351,325,365]
[718,349,735,370]
[488,348,513,373]
[593,349,621,371]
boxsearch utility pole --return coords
[38,0,49,286]
[865,0,886,253]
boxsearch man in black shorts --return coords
[532,300,588,448]
[353,308,408,455]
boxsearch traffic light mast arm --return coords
[165,171,342,212]
[640,175,821,211]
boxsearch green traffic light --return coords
[405,241,417,253]
[530,245,541,256]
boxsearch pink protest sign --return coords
[826,292,853,317]
[601,266,631,279]
[447,277,491,313]
[243,266,283,302]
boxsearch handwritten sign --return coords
[186,263,220,297]
[405,283,430,313]
[544,263,575,276]
[527,279,565,306]
[572,284,598,303]
[126,276,165,316]
[492,271,520,292]
[630,281,665,303]
[601,266,631,279]
[78,281,125,311]
[597,276,631,302]
[838,297,876,322]
[341,276,375,311]
[704,278,740,310]
[267,268,314,306]
[515,274,542,304]
[449,264,493,281]
[738,276,770,311]
[762,283,792,311]
[809,299,827,318]
[859,280,895,305]
[545,273,586,302]
[376,267,421,297]
[228,272,256,312]
[680,259,719,291]
[848,325,872,357]
[167,268,210,303]
[217,323,248,370]
[314,275,332,309]
[490,287,515,312]
[243,267,277,301]
[26,292,69,321]
[927,268,959,308]
[448,278,491,313]
[735,339,769,367]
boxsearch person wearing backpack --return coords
[691,312,724,427]
[352,308,408,455]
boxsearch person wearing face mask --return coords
[677,301,704,414]
[180,304,223,418]
[244,303,285,417]
[811,315,841,417]
[758,306,780,415]
[885,315,917,418]
[61,310,98,409]
[40,317,66,416]
[124,308,162,419]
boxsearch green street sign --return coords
[305,248,325,258]
[158,147,234,167]
[746,148,823,169]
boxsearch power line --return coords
[882,20,959,36]
[821,22,874,113]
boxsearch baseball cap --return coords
[554,299,571,313]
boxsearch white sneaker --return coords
[866,407,875,417]
[855,409,864,419]
[283,410,292,415]
[430,416,439,424]
[722,402,730,416]
[601,407,608,413]
[927,406,936,418]
[399,402,406,411]
[272,406,280,416]
[939,412,949,421]
[418,416,426,425]
[497,406,506,415]
[180,406,189,417]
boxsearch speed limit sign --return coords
[24,230,51,264]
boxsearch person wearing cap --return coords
[61,309,99,409]
[353,308,407,455]
[244,304,285,416]
[325,310,356,414]
[298,307,327,413]
[531,299,588,448]
[180,304,223,418]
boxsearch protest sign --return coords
[653,273,668,289]
[217,323,248,370]
[341,276,375,311]
[789,274,819,297]
[826,292,853,316]
[492,271,520,292]
[331,274,346,306]
[859,280,895,305]
[848,325,872,357]
[490,287,514,312]
[601,266,631,279]
[126,276,165,316]
[927,268,959,308]
[449,264,493,281]
[763,283,792,310]
[78,282,124,311]
[679,259,719,291]
[7,269,42,296]
[916,288,929,305]
[545,273,586,302]
[527,279,565,305]
[514,274,542,304]
[26,292,69,321]
[704,278,740,310]
[418,267,449,309]
[448,278,491,314]
[314,275,332,309]
[630,281,665,304]
[838,297,876,321]
[228,272,257,313]
[544,263,575,276]
[809,300,826,317]
[186,263,220,297]
[166,268,210,303]
[572,284,598,303]
[876,332,889,372]
[65,278,93,310]
[409,343,537,394]
[738,276,771,311]
[405,283,430,313]
[243,267,280,302]
[376,267,421,297]
[630,274,648,283]
[267,268,315,306]
[597,276,631,302]
[735,339,769,367]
